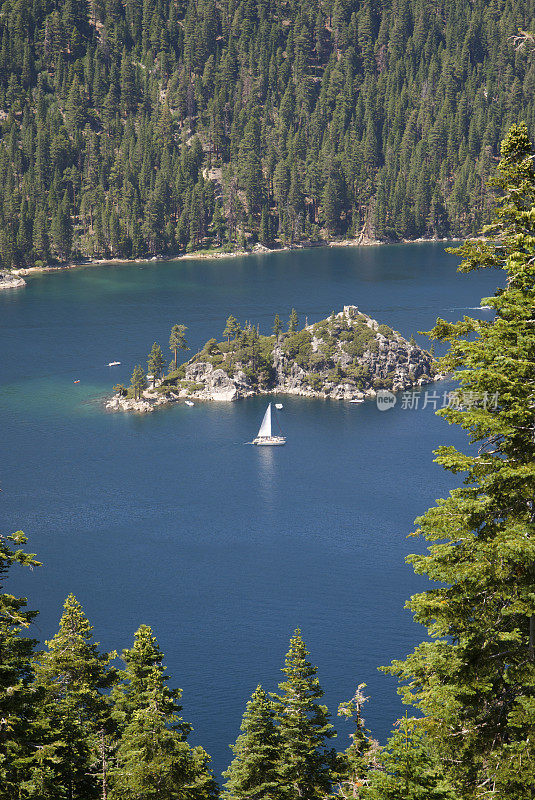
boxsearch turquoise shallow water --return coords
[1,244,499,776]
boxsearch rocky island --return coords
[107,306,438,413]
[0,270,25,290]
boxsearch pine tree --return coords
[212,200,225,245]
[0,531,41,799]
[367,718,460,800]
[111,625,191,739]
[273,629,336,800]
[260,206,271,246]
[335,684,379,799]
[387,124,535,797]
[32,595,116,800]
[223,314,240,342]
[51,191,73,262]
[222,685,282,800]
[288,308,299,333]
[147,342,165,387]
[169,324,189,370]
[130,364,147,399]
[109,625,217,800]
[273,313,281,339]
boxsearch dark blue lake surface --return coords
[1,243,499,776]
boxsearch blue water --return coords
[1,243,499,776]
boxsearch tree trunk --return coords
[101,729,108,800]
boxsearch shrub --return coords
[377,324,393,338]
[307,374,323,390]
[283,330,313,368]
[179,380,205,393]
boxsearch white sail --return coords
[257,403,272,438]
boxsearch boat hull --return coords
[253,436,286,446]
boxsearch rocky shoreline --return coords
[0,270,26,290]
[12,237,454,281]
[106,305,441,414]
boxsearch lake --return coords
[0,242,499,777]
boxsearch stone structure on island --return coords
[107,305,439,413]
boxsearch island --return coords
[107,306,438,413]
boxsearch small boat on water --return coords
[73,379,80,384]
[252,402,286,446]
[275,403,283,409]
[185,400,194,407]
[108,361,121,366]
[350,398,364,404]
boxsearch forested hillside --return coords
[0,0,534,267]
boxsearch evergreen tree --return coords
[111,624,191,740]
[273,313,281,339]
[288,308,299,333]
[32,595,116,800]
[387,123,535,797]
[367,718,460,800]
[147,342,165,387]
[109,625,217,800]
[222,685,282,800]
[169,323,189,370]
[273,629,336,800]
[259,206,271,246]
[51,191,73,262]
[223,314,240,342]
[130,364,147,399]
[212,200,225,245]
[0,531,40,799]
[335,684,379,799]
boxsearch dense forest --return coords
[0,0,534,267]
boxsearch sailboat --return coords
[252,402,286,446]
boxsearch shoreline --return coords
[106,374,443,414]
[106,304,439,414]
[0,270,26,290]
[11,237,456,280]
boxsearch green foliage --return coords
[222,685,282,800]
[335,684,379,799]
[377,324,393,338]
[367,718,460,800]
[130,364,147,400]
[283,330,313,368]
[0,0,532,267]
[288,308,299,334]
[344,325,376,358]
[110,625,217,800]
[273,628,336,800]
[147,342,166,387]
[169,324,189,370]
[0,531,40,800]
[32,595,117,800]
[386,124,535,798]
[223,315,240,342]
